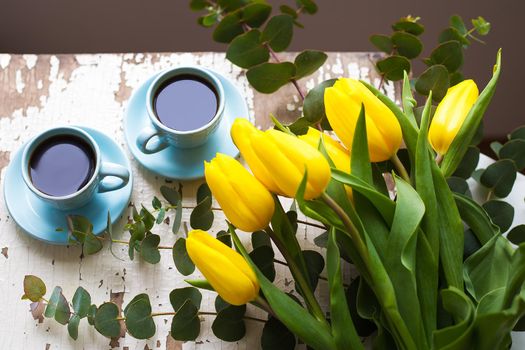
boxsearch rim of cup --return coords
[145,66,225,135]
[21,126,101,201]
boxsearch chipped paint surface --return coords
[0,52,394,349]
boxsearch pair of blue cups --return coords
[21,66,226,211]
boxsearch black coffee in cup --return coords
[29,135,96,197]
[153,74,218,132]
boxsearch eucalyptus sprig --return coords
[189,0,327,96]
[370,15,491,101]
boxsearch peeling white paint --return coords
[15,70,25,94]
[347,62,360,79]
[37,80,43,89]
[0,54,11,69]
[23,54,37,70]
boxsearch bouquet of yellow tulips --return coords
[181,49,525,350]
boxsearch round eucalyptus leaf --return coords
[217,0,249,12]
[190,0,209,11]
[296,0,318,14]
[242,3,272,28]
[87,304,97,326]
[212,305,247,341]
[391,31,423,59]
[246,62,296,93]
[507,225,525,245]
[392,20,424,36]
[170,287,202,312]
[212,11,243,43]
[279,5,298,19]
[303,78,336,124]
[313,230,329,248]
[261,316,296,350]
[490,141,503,157]
[190,196,214,230]
[250,245,276,281]
[287,117,312,135]
[67,314,80,340]
[449,71,465,86]
[482,200,515,233]
[156,208,166,225]
[160,185,181,206]
[452,146,480,179]
[376,55,411,81]
[94,302,121,338]
[450,15,467,36]
[140,234,161,264]
[427,41,463,73]
[72,286,91,318]
[415,64,450,102]
[199,13,219,27]
[140,205,156,231]
[294,50,327,79]
[22,275,46,302]
[472,16,491,35]
[252,230,272,249]
[303,250,325,291]
[83,229,104,256]
[196,183,211,203]
[480,159,517,198]
[369,34,393,53]
[510,126,525,141]
[171,300,200,341]
[213,295,246,313]
[226,30,269,69]
[464,229,482,259]
[173,238,195,276]
[216,230,232,247]
[499,139,525,170]
[447,177,472,197]
[124,294,156,339]
[439,28,470,46]
[261,14,294,52]
[44,286,70,325]
[152,196,162,210]
[346,277,377,336]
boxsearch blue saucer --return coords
[124,68,250,180]
[3,127,133,245]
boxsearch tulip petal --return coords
[230,119,283,194]
[187,230,259,305]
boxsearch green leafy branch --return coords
[190,0,327,96]
[370,15,491,101]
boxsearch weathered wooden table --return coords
[0,52,395,350]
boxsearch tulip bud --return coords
[231,119,331,200]
[324,78,402,162]
[299,128,353,199]
[204,153,275,232]
[428,79,479,155]
[186,230,259,306]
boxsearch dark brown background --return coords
[1,0,523,139]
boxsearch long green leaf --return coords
[441,50,502,177]
[402,71,418,128]
[453,193,500,245]
[385,176,428,349]
[326,228,364,350]
[414,93,439,338]
[230,227,337,350]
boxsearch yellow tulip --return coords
[231,119,331,200]
[204,153,275,232]
[299,128,353,199]
[186,230,259,306]
[324,78,402,162]
[428,79,479,155]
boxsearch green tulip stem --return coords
[391,153,411,183]
[265,226,327,324]
[252,295,278,318]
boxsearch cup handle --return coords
[98,162,130,193]
[136,125,169,154]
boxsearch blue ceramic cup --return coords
[21,126,130,210]
[136,66,225,153]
